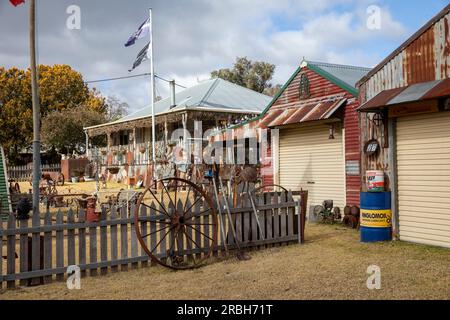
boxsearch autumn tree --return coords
[41,106,106,155]
[0,64,107,162]
[211,57,276,93]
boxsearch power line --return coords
[85,73,151,84]
[85,72,187,89]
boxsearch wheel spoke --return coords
[186,224,215,242]
[184,195,202,217]
[141,202,171,218]
[162,182,176,211]
[185,208,211,221]
[183,185,193,213]
[168,228,179,257]
[183,227,202,252]
[182,228,198,265]
[142,225,171,239]
[151,227,172,254]
[147,189,171,217]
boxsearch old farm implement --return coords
[134,178,218,270]
[134,165,308,270]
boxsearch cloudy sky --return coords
[0,0,448,112]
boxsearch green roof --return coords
[225,60,370,131]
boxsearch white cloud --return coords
[0,0,407,112]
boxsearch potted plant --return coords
[139,146,146,154]
[121,148,127,155]
[112,150,118,156]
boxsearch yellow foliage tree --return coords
[0,64,107,163]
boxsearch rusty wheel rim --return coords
[135,178,218,270]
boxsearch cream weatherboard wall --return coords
[397,111,450,248]
[279,124,346,209]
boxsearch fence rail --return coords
[1,190,307,289]
[7,164,61,182]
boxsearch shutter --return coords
[397,111,450,248]
[279,124,346,209]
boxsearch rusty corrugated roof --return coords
[264,97,347,127]
[358,78,450,112]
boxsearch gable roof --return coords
[86,78,272,131]
[224,60,370,131]
[306,61,371,96]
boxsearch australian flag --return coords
[128,43,150,72]
[9,0,26,6]
[124,18,151,47]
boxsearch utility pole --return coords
[149,8,156,164]
[30,0,41,218]
[29,0,42,286]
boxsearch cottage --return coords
[357,4,450,248]
[84,78,271,185]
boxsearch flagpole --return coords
[149,8,156,164]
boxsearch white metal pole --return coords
[149,8,156,164]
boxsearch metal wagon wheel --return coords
[135,177,218,270]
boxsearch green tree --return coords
[0,64,107,162]
[41,106,107,155]
[211,57,276,93]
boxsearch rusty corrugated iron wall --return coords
[360,9,450,103]
[358,6,450,193]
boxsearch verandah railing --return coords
[0,191,307,289]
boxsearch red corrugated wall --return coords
[270,66,361,206]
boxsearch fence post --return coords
[7,214,16,289]
[100,208,108,275]
[67,210,76,269]
[139,204,148,268]
[287,191,294,238]
[89,215,98,276]
[43,211,52,284]
[120,206,128,271]
[78,210,87,277]
[56,211,64,281]
[110,207,118,273]
[19,219,29,287]
[130,204,138,269]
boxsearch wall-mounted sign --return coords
[346,160,360,176]
[364,139,380,157]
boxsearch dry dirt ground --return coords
[1,223,450,300]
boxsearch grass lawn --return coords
[1,223,449,300]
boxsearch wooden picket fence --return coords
[0,190,307,289]
[7,164,61,182]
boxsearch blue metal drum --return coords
[360,192,392,242]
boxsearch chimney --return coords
[170,80,176,109]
